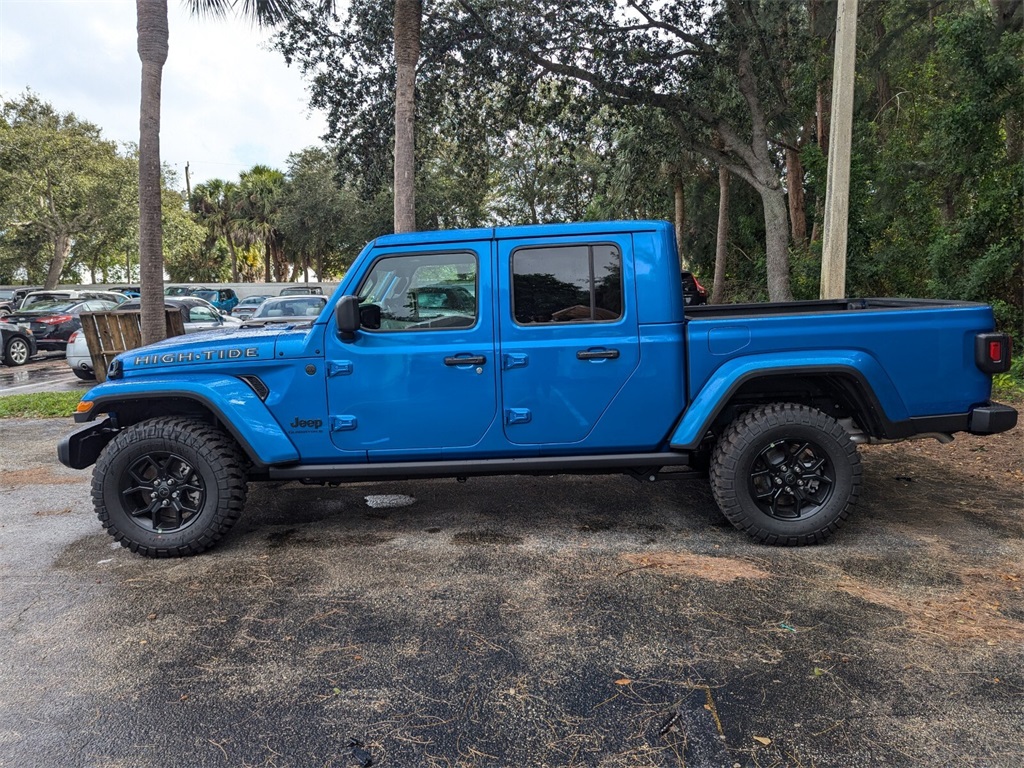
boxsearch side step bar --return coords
[267,452,693,483]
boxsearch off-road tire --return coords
[3,336,30,366]
[710,403,861,545]
[92,417,248,557]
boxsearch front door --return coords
[496,234,641,446]
[325,245,497,458]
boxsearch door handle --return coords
[444,355,487,366]
[576,349,620,360]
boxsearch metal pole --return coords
[820,0,858,299]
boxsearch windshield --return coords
[191,290,217,301]
[21,294,70,308]
[0,290,15,300]
[20,300,77,312]
[252,297,326,319]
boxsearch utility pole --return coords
[185,161,192,206]
[820,0,858,299]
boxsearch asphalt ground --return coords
[0,353,91,395]
[0,416,1021,768]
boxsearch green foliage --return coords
[0,92,129,284]
[845,0,1023,331]
[0,390,87,419]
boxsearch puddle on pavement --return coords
[364,494,416,509]
[0,355,87,393]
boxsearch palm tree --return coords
[135,0,324,343]
[393,0,421,234]
[136,0,169,345]
[236,165,287,282]
[191,178,244,281]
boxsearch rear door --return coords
[496,234,640,446]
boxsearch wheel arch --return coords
[670,361,906,450]
[75,380,300,468]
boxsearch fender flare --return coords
[74,375,300,467]
[670,351,909,450]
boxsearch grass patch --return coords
[0,390,87,419]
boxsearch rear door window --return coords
[511,244,622,324]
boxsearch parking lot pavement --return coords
[0,354,91,395]
[1,417,1022,768]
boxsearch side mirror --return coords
[336,295,361,341]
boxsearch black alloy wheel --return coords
[119,451,207,533]
[748,438,836,520]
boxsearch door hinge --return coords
[330,415,358,432]
[327,360,354,377]
[505,408,532,425]
[502,353,529,370]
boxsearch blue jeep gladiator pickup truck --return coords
[58,220,1016,557]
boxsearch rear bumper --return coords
[968,402,1018,435]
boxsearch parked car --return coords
[0,288,38,317]
[681,271,708,305]
[65,297,243,380]
[110,286,141,298]
[19,289,127,310]
[279,285,324,296]
[1,320,37,367]
[0,287,41,316]
[164,285,191,297]
[189,287,239,313]
[5,299,121,353]
[240,295,328,327]
[230,295,272,321]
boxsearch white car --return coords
[66,297,242,381]
[19,289,127,310]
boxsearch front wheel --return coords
[3,336,31,366]
[92,417,248,557]
[710,403,862,545]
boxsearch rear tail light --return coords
[36,314,72,325]
[68,331,79,342]
[691,274,707,293]
[975,333,1012,374]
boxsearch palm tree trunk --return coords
[137,0,169,345]
[393,0,421,234]
[226,236,239,283]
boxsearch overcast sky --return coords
[0,0,328,188]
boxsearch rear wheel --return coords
[72,368,96,381]
[3,336,31,366]
[92,417,248,557]
[710,403,861,545]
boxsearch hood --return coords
[113,325,286,379]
